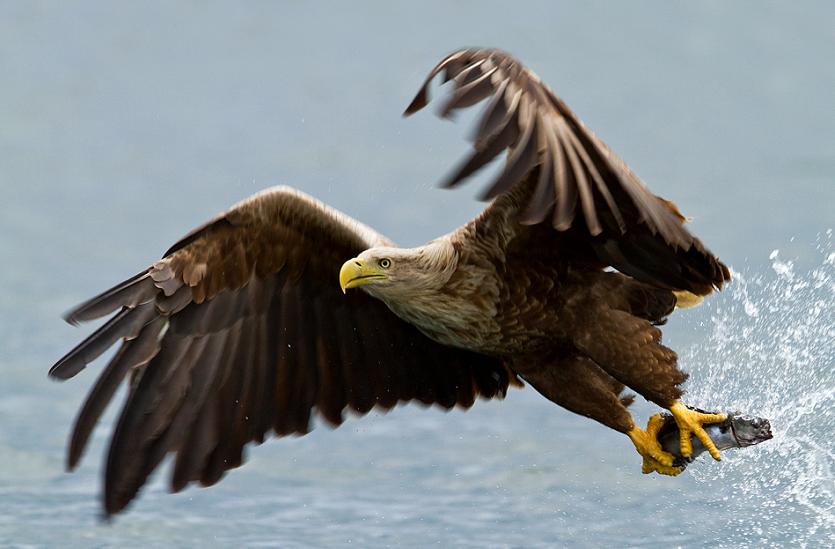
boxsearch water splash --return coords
[683,231,834,548]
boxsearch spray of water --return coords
[682,231,834,547]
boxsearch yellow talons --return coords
[628,413,676,468]
[642,457,684,476]
[669,401,727,461]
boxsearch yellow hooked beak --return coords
[339,258,387,293]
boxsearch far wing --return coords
[405,48,730,295]
[50,186,518,516]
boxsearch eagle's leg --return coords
[571,305,726,462]
[513,354,678,474]
[514,354,634,431]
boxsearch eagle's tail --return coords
[672,290,705,309]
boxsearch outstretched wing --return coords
[50,186,518,516]
[405,48,730,295]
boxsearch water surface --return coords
[1,2,833,547]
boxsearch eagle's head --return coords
[339,241,457,298]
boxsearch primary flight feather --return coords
[51,48,730,516]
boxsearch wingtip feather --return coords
[49,357,85,380]
[403,88,429,116]
[62,272,155,325]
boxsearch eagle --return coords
[50,48,731,516]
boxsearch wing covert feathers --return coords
[51,185,517,516]
[406,48,730,294]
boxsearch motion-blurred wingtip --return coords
[48,358,83,380]
[62,311,82,326]
[403,89,428,117]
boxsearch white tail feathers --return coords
[673,290,705,309]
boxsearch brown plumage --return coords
[51,48,730,516]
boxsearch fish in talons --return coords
[656,408,773,470]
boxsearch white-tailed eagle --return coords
[51,48,731,516]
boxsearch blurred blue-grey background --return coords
[1,2,833,547]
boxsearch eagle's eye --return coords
[379,258,392,269]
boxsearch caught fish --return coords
[657,409,773,468]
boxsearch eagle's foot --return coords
[628,413,677,471]
[641,456,684,476]
[669,401,727,460]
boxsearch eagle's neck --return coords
[372,239,502,351]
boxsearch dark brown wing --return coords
[50,186,519,516]
[405,48,730,295]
